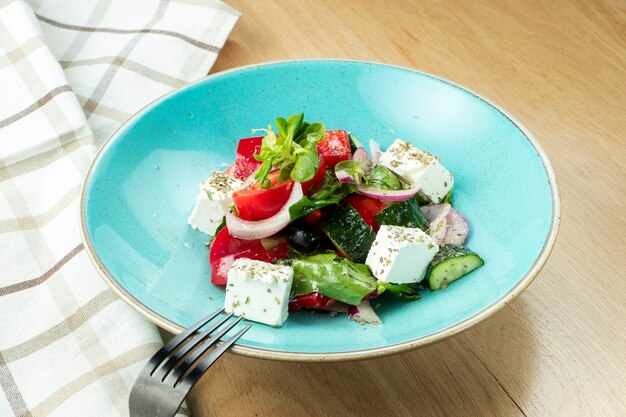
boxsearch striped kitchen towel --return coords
[0,1,238,416]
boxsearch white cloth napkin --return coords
[0,1,238,416]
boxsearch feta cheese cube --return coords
[366,225,439,284]
[224,258,294,327]
[379,139,453,203]
[188,171,242,235]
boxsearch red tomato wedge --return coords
[224,136,263,181]
[289,292,337,312]
[316,130,351,168]
[260,235,290,260]
[303,209,322,226]
[232,157,324,220]
[209,227,273,285]
[232,171,294,221]
[345,195,387,231]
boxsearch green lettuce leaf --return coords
[289,171,354,221]
[377,282,421,301]
[288,253,377,305]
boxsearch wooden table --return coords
[187,1,626,415]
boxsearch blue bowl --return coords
[81,60,559,361]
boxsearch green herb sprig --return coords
[253,113,326,188]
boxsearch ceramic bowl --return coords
[81,60,559,361]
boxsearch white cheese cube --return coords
[188,171,242,235]
[379,139,453,203]
[224,258,294,327]
[366,225,439,284]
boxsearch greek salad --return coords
[188,113,483,327]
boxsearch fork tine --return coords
[177,323,252,390]
[152,313,234,381]
[164,317,245,386]
[144,308,224,374]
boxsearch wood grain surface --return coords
[185,1,626,416]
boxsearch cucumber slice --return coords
[348,133,364,152]
[413,192,430,206]
[321,204,375,263]
[427,245,484,290]
[375,198,429,231]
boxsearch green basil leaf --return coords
[290,253,377,305]
[377,282,421,301]
[311,172,341,199]
[289,172,354,220]
[365,165,403,190]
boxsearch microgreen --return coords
[253,113,326,188]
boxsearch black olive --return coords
[287,221,320,253]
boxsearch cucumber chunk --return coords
[321,204,375,263]
[375,198,429,231]
[427,245,484,290]
[348,133,364,152]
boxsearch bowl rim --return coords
[80,59,561,362]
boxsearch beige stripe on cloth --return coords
[60,57,187,88]
[0,243,83,296]
[0,35,44,68]
[36,13,222,53]
[0,0,239,416]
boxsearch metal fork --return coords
[129,309,252,417]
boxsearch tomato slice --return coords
[232,154,325,220]
[289,292,337,312]
[303,209,322,226]
[260,235,290,260]
[224,136,263,180]
[209,226,273,285]
[300,158,326,196]
[232,171,294,221]
[316,130,351,168]
[345,195,387,232]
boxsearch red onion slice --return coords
[444,208,469,245]
[429,214,449,245]
[419,203,451,223]
[356,185,420,201]
[420,204,451,245]
[226,183,304,239]
[419,204,470,245]
[369,139,382,165]
[348,300,382,325]
[352,147,372,172]
[325,302,349,313]
[242,172,258,188]
[335,170,353,183]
